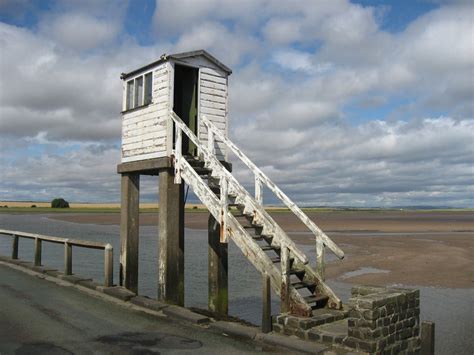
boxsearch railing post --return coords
[219,175,228,243]
[262,272,272,333]
[11,234,18,260]
[34,237,42,266]
[255,175,263,205]
[280,246,290,313]
[64,240,72,275]
[207,123,215,155]
[104,243,113,287]
[316,238,325,281]
[174,125,182,184]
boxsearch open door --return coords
[173,64,198,157]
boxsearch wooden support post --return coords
[208,214,228,315]
[262,272,272,333]
[316,238,325,281]
[11,234,18,259]
[34,238,42,266]
[421,321,435,355]
[104,244,114,287]
[119,173,140,293]
[158,168,184,306]
[280,246,290,313]
[64,241,72,275]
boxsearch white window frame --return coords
[125,71,153,110]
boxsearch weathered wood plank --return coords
[200,80,227,92]
[119,173,140,294]
[200,100,226,111]
[200,86,227,98]
[201,72,227,85]
[201,106,226,117]
[158,169,185,306]
[208,214,228,315]
[262,273,272,333]
[200,93,227,104]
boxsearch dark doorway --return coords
[173,64,198,157]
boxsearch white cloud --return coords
[40,12,120,51]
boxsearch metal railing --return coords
[201,115,345,279]
[0,229,113,287]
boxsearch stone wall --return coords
[346,285,421,354]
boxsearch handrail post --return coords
[64,240,72,275]
[207,123,215,155]
[280,246,290,313]
[34,237,42,266]
[255,175,263,205]
[219,175,228,243]
[174,125,182,184]
[262,272,272,333]
[11,234,18,260]
[104,244,113,287]
[316,238,325,280]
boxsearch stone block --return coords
[130,295,168,312]
[272,323,283,333]
[101,286,136,301]
[363,309,380,320]
[294,328,307,340]
[285,315,299,328]
[58,274,92,284]
[307,329,322,341]
[322,333,334,344]
[358,339,377,352]
[77,280,100,290]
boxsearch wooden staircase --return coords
[170,111,344,317]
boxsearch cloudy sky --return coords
[0,0,472,207]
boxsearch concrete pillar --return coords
[119,173,140,294]
[208,214,228,315]
[158,168,184,306]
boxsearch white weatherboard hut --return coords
[120,50,232,163]
[118,49,344,318]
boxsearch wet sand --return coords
[48,210,474,289]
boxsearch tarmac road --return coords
[0,264,274,354]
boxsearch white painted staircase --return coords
[170,111,344,317]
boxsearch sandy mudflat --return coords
[49,210,473,289]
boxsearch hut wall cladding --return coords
[121,63,170,162]
[198,67,228,161]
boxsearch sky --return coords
[0,0,472,207]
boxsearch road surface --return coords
[0,264,275,354]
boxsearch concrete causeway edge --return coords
[0,257,337,354]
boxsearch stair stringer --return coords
[178,157,313,316]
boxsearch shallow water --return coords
[0,213,472,355]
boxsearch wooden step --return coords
[291,281,317,290]
[228,203,244,209]
[289,269,305,277]
[270,256,294,264]
[305,294,329,305]
[260,245,280,252]
[251,234,273,242]
[193,167,212,175]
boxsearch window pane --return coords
[126,80,134,110]
[144,73,152,105]
[135,76,143,107]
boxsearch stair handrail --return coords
[170,111,308,264]
[201,115,345,266]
